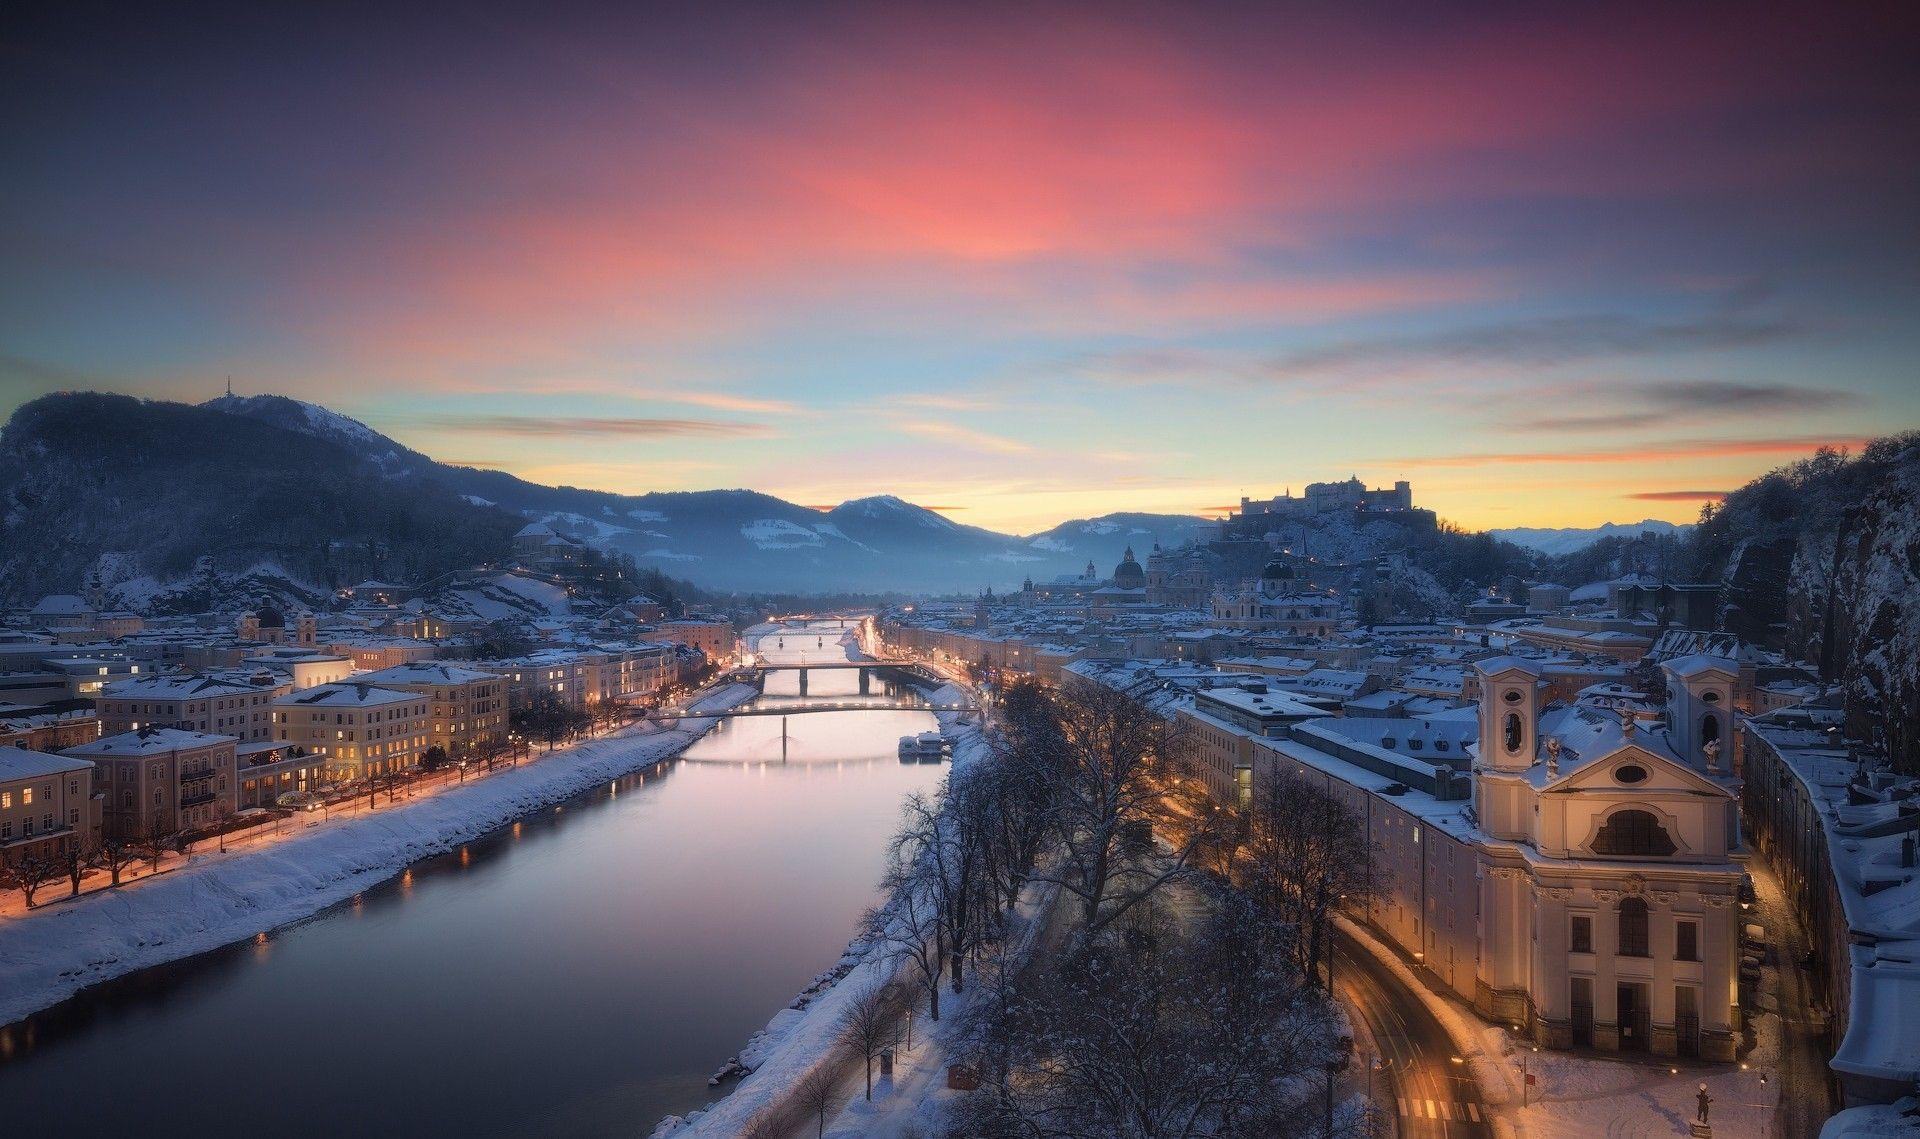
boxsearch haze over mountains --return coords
[0,392,1215,600]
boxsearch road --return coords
[1334,931,1492,1138]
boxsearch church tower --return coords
[1474,657,1545,773]
[1661,656,1738,771]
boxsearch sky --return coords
[3,2,1916,534]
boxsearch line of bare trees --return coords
[1,824,190,910]
[856,676,1388,1139]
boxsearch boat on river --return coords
[898,731,949,762]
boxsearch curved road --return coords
[1334,932,1492,1138]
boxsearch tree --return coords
[835,982,896,1102]
[866,853,949,1024]
[790,1063,842,1138]
[92,835,143,886]
[0,848,64,908]
[1021,683,1224,935]
[58,842,89,897]
[420,745,449,773]
[953,904,1337,1138]
[513,692,588,751]
[1238,770,1379,989]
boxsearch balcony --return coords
[180,791,218,808]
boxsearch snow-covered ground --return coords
[0,684,756,1027]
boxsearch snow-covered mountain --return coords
[2,391,1214,598]
[1494,519,1689,556]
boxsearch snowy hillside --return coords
[1493,519,1689,556]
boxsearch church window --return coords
[1503,713,1523,753]
[1700,714,1720,748]
[1593,809,1677,857]
[1570,915,1592,953]
[1617,897,1650,957]
[1613,764,1648,784]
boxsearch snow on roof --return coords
[100,672,282,700]
[0,745,94,780]
[275,683,421,708]
[354,662,499,687]
[1662,653,1739,679]
[30,594,92,615]
[66,727,236,757]
[1474,655,1545,678]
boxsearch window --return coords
[1613,764,1648,784]
[1593,810,1677,856]
[1618,897,1650,957]
[1571,915,1593,953]
[1504,712,1523,753]
[1676,920,1699,962]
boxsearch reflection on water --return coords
[0,635,944,1138]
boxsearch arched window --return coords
[1593,809,1677,857]
[1700,713,1719,748]
[1618,897,1650,957]
[1504,712,1523,753]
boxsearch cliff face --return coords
[1689,433,1920,773]
[1834,442,1920,769]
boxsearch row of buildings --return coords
[0,593,740,858]
[880,542,1917,1112]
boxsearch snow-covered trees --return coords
[835,982,897,1102]
[1019,681,1226,935]
[953,900,1339,1139]
[1236,770,1380,989]
[0,849,64,908]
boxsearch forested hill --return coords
[0,392,521,603]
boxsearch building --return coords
[233,741,331,809]
[1740,702,1920,1108]
[0,745,100,859]
[240,649,354,690]
[352,662,508,760]
[657,618,737,664]
[65,727,239,839]
[1210,560,1343,635]
[236,606,318,646]
[97,670,292,741]
[273,683,431,781]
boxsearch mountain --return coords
[0,391,1214,600]
[1493,519,1690,556]
[0,392,520,607]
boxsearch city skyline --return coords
[5,3,1916,532]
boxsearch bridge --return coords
[646,699,974,720]
[741,658,942,696]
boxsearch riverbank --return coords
[0,683,757,1028]
[659,694,990,1137]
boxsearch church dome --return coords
[255,604,286,629]
[1260,558,1295,583]
[1111,547,1146,589]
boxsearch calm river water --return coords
[0,625,945,1136]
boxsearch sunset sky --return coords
[4,3,1916,533]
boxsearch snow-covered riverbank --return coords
[659,696,990,1138]
[0,683,757,1027]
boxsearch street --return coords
[1334,931,1492,1138]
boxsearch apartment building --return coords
[97,670,292,742]
[65,727,238,839]
[273,683,430,781]
[352,662,508,760]
[0,745,99,858]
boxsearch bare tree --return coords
[93,835,143,886]
[865,855,947,1023]
[835,982,896,1102]
[953,902,1337,1139]
[1024,682,1223,935]
[58,842,89,898]
[1239,770,1379,988]
[791,1063,842,1138]
[0,848,64,908]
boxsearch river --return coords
[0,623,946,1137]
